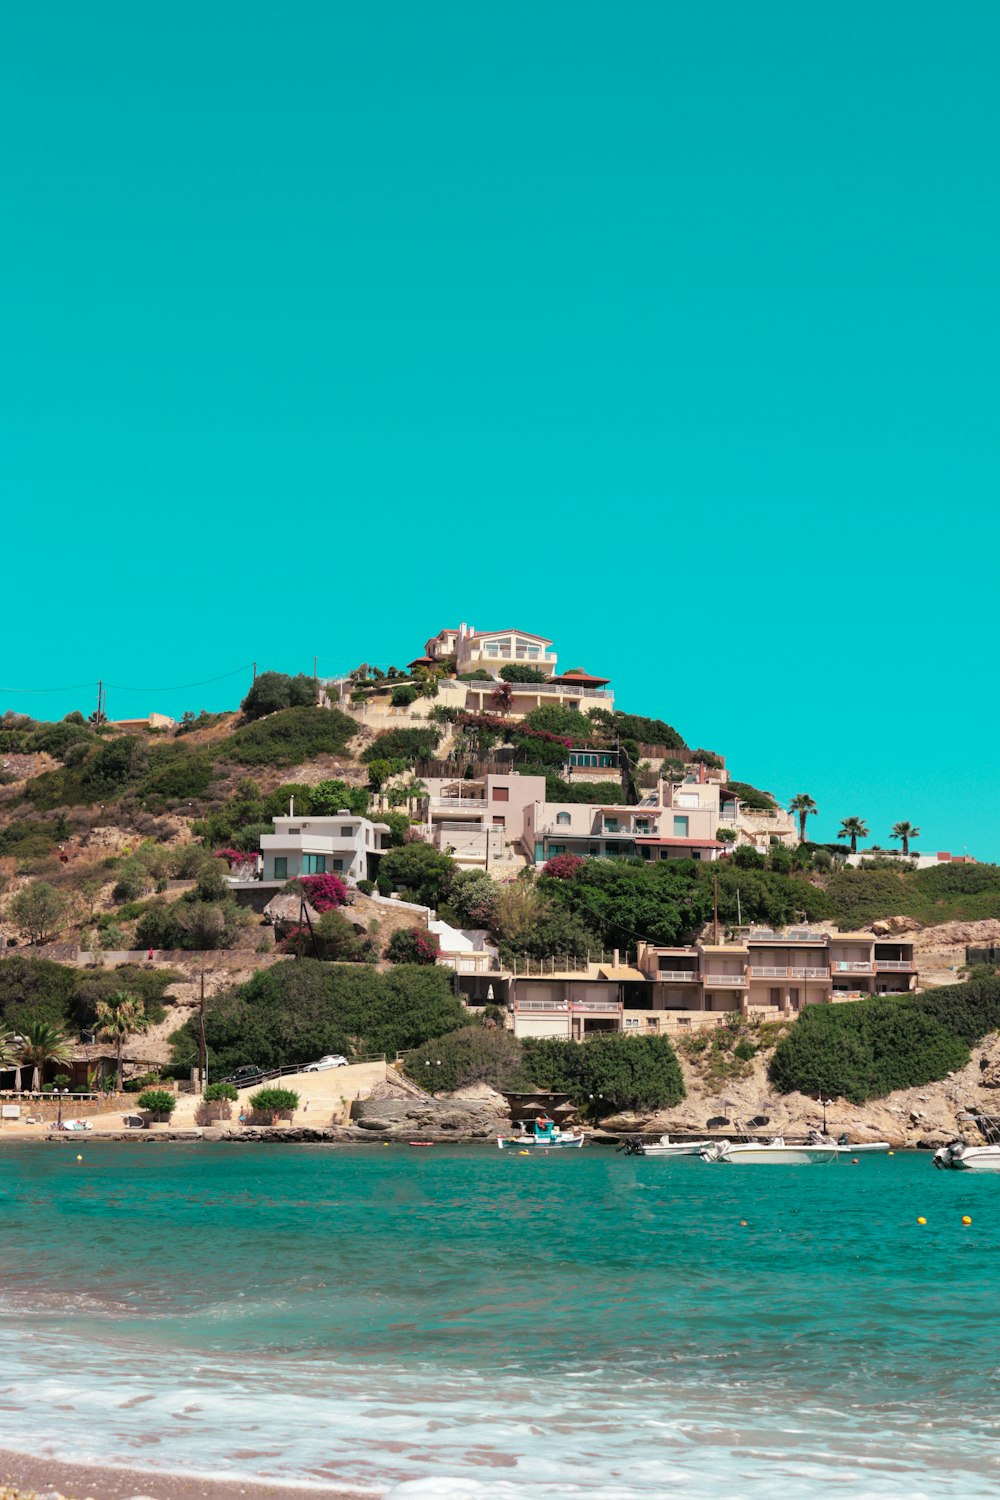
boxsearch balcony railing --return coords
[466,679,609,699]
[570,998,622,1013]
[875,959,915,970]
[791,967,830,979]
[702,973,747,987]
[832,961,873,972]
[657,969,701,982]
[513,997,621,1014]
[429,796,487,810]
[515,1000,569,1013]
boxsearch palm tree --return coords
[891,821,921,857]
[789,793,818,844]
[20,1022,72,1093]
[838,816,869,854]
[0,1031,21,1092]
[95,990,149,1093]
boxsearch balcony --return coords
[875,959,916,971]
[657,970,701,983]
[428,796,487,812]
[515,999,569,1013]
[702,973,748,987]
[791,967,830,979]
[832,961,874,973]
[570,998,622,1014]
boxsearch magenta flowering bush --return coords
[385,928,440,965]
[297,873,350,911]
[541,854,585,880]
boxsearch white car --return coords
[302,1054,349,1072]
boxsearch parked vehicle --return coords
[221,1065,267,1087]
[302,1055,349,1072]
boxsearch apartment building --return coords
[523,798,722,865]
[259,812,392,884]
[417,772,546,870]
[651,769,797,851]
[507,957,649,1041]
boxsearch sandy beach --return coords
[0,1451,376,1500]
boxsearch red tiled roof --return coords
[552,672,610,686]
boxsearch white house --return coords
[259,811,392,884]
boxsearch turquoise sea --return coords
[0,1143,997,1499]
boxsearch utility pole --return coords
[252,661,257,681]
[198,970,207,1088]
[713,873,719,945]
[95,680,104,726]
[313,655,317,680]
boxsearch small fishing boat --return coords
[935,1114,1000,1171]
[618,1133,711,1157]
[497,1115,584,1150]
[837,1141,891,1154]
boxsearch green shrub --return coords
[357,878,375,895]
[203,1082,239,1102]
[240,671,319,722]
[500,664,548,683]
[379,844,455,907]
[385,928,440,964]
[136,1088,176,1117]
[227,707,356,767]
[727,780,777,811]
[171,959,465,1078]
[138,745,216,804]
[249,1086,300,1116]
[523,1033,686,1112]
[404,1026,530,1093]
[124,1072,161,1093]
[543,774,626,804]
[591,710,686,751]
[360,728,441,765]
[391,685,418,707]
[734,1039,757,1061]
[768,999,969,1104]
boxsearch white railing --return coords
[571,998,622,1013]
[657,969,700,982]
[750,965,788,977]
[832,961,873,972]
[875,959,914,970]
[429,796,487,810]
[791,967,830,979]
[515,1000,569,1013]
[703,973,747,987]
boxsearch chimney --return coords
[613,947,620,969]
[699,762,706,784]
[289,795,295,816]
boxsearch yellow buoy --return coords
[76,1155,83,1162]
[739,1220,748,1227]
[962,1215,972,1225]
[518,1150,530,1156]
[917,1216,927,1225]
[888,1151,894,1156]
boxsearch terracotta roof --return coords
[699,944,749,954]
[598,964,648,982]
[552,671,610,686]
[408,656,435,667]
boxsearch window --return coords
[288,827,300,835]
[635,820,650,834]
[339,826,355,838]
[556,811,571,826]
[493,815,505,827]
[549,844,566,856]
[273,857,287,879]
[303,855,327,875]
[677,793,698,808]
[332,859,345,872]
[624,1017,640,1029]
[605,818,619,832]
[673,816,689,837]
[493,786,509,803]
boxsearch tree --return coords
[838,817,869,854]
[390,685,418,707]
[789,793,817,843]
[310,780,369,816]
[8,881,68,944]
[385,928,440,965]
[490,681,513,714]
[366,757,407,791]
[239,671,318,722]
[523,1033,686,1112]
[95,990,149,1092]
[715,828,738,847]
[379,844,455,908]
[315,909,371,961]
[136,1088,176,1120]
[0,1031,21,1089]
[20,1021,71,1091]
[249,1086,300,1121]
[542,854,585,880]
[891,821,921,856]
[297,873,349,911]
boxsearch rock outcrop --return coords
[351,1093,508,1139]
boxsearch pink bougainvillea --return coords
[385,928,440,965]
[297,873,349,911]
[214,848,259,867]
[541,853,584,880]
[456,713,572,749]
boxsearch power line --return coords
[1,662,255,698]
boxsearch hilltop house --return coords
[523,798,723,865]
[416,772,546,870]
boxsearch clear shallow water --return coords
[1,1143,998,1498]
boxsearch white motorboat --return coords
[700,1135,840,1165]
[935,1114,1000,1171]
[836,1141,891,1154]
[619,1133,711,1157]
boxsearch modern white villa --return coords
[259,810,393,884]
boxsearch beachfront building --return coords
[259,811,392,884]
[507,956,650,1041]
[523,798,722,866]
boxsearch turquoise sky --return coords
[2,2,997,858]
